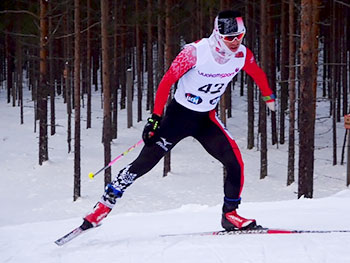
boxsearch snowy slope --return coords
[1,86,350,262]
[1,193,350,263]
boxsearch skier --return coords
[82,10,275,231]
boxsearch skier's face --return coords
[222,36,243,52]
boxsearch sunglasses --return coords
[222,32,245,42]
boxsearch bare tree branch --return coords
[54,21,101,39]
[0,10,39,19]
[334,0,350,8]
[2,30,39,39]
[48,13,64,42]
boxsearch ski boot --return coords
[82,202,111,230]
[82,184,123,230]
[221,210,257,231]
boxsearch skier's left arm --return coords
[242,48,276,111]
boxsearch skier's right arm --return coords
[152,45,197,117]
[142,45,197,146]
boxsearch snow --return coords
[1,86,350,263]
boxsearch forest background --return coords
[0,0,349,201]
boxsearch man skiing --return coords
[83,10,275,232]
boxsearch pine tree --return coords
[101,0,112,185]
[38,0,49,165]
[73,0,81,201]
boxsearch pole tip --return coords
[88,172,95,179]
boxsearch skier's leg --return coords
[84,100,190,227]
[194,110,255,230]
[83,143,175,228]
[84,141,179,227]
[195,110,244,208]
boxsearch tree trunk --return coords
[280,1,289,145]
[73,0,81,201]
[5,23,14,105]
[136,0,143,122]
[190,1,197,41]
[246,1,255,150]
[267,2,277,145]
[64,2,72,154]
[287,0,296,186]
[127,68,133,128]
[112,0,119,139]
[86,0,92,129]
[11,39,16,108]
[39,0,49,165]
[298,0,319,198]
[147,0,154,112]
[259,0,268,179]
[218,0,227,125]
[16,27,23,124]
[120,0,127,110]
[101,0,112,185]
[341,6,348,117]
[65,62,72,153]
[331,1,337,165]
[335,2,341,124]
[163,0,174,177]
[49,1,56,136]
[157,0,165,85]
[0,36,4,85]
[93,39,99,92]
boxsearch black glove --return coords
[142,114,162,146]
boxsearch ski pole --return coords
[88,139,144,179]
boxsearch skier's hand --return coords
[263,94,276,112]
[142,114,162,146]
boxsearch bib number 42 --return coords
[198,83,225,94]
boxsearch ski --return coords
[54,220,97,246]
[55,226,84,246]
[55,224,350,245]
[161,228,350,237]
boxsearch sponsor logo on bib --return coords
[185,93,203,105]
[198,70,235,78]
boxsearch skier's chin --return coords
[229,45,240,52]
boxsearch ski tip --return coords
[54,240,64,246]
[54,227,84,246]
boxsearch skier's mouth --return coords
[229,45,239,52]
[223,40,241,52]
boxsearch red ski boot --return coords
[81,184,122,230]
[83,202,112,229]
[221,210,256,231]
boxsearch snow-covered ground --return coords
[1,85,349,263]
